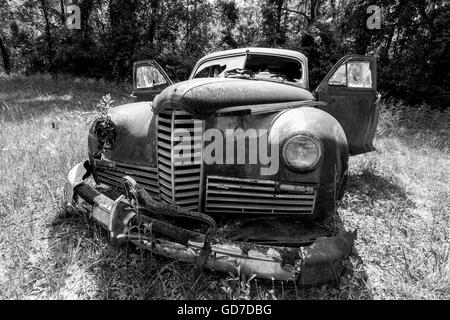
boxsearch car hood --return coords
[153,78,315,119]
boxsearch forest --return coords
[0,0,448,107]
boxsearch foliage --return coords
[0,0,448,107]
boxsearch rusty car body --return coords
[66,48,380,284]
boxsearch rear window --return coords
[193,54,304,84]
[245,54,303,82]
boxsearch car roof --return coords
[198,47,307,62]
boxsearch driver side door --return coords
[316,55,380,155]
[131,60,173,102]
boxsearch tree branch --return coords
[284,8,310,20]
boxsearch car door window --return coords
[136,64,167,88]
[328,61,372,88]
[328,64,347,86]
[348,61,372,88]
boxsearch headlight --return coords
[282,134,321,171]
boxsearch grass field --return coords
[0,74,448,300]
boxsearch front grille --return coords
[157,109,203,211]
[96,161,159,199]
[205,176,316,215]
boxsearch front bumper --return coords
[66,161,355,285]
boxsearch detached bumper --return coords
[66,161,355,285]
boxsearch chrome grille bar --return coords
[156,109,203,211]
[205,176,316,215]
[96,162,159,199]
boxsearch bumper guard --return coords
[66,161,355,285]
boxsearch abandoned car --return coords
[66,47,380,284]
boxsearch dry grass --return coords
[0,75,448,300]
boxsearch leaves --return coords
[0,1,447,104]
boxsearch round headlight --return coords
[282,134,321,171]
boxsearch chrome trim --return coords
[156,109,204,211]
[205,175,316,215]
[96,162,159,199]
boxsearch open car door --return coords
[131,60,173,102]
[316,55,380,155]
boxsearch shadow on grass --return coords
[347,169,412,211]
[1,96,130,122]
[333,169,416,299]
[0,75,132,122]
[48,205,224,299]
[1,99,84,122]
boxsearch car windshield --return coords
[193,54,303,84]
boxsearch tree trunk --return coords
[276,0,283,44]
[60,0,66,25]
[186,0,190,40]
[0,34,11,74]
[39,0,53,66]
[381,27,395,65]
[309,0,318,25]
[148,0,159,44]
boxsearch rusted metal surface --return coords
[316,55,379,155]
[92,101,158,167]
[66,163,355,284]
[89,104,348,220]
[153,78,315,119]
[215,100,327,116]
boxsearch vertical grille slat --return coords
[157,109,203,211]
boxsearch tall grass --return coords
[377,100,449,152]
[0,75,448,299]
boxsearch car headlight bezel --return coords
[281,133,322,172]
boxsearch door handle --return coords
[373,92,381,104]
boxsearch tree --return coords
[0,0,446,106]
[216,0,239,49]
[261,0,286,46]
[0,33,10,74]
[0,0,12,73]
[39,0,53,66]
